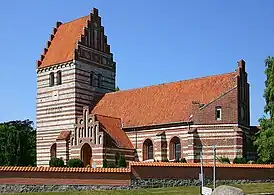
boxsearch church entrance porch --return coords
[81,143,92,167]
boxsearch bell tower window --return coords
[57,70,62,85]
[49,72,54,87]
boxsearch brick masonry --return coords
[0,163,274,187]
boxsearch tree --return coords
[0,120,36,166]
[115,86,120,91]
[254,56,274,163]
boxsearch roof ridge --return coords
[107,71,236,95]
[62,15,89,25]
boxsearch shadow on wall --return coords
[194,131,203,163]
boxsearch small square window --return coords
[216,107,222,121]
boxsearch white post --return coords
[213,145,216,190]
[200,148,204,188]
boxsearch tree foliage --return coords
[0,120,36,166]
[254,56,274,163]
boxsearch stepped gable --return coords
[92,72,237,128]
[37,8,112,68]
[96,114,134,149]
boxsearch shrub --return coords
[49,157,64,167]
[67,158,84,167]
[162,158,169,162]
[233,157,247,164]
[118,155,127,167]
[108,162,117,168]
[175,157,180,162]
[247,160,255,164]
[217,156,230,164]
[256,158,265,164]
[103,159,108,168]
[180,158,187,163]
[115,153,120,166]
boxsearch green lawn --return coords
[3,183,274,195]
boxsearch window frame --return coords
[49,72,54,87]
[216,106,222,121]
[56,70,62,85]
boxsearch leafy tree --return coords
[0,120,36,166]
[67,158,84,167]
[254,56,274,163]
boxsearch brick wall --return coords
[130,162,274,181]
[0,163,273,186]
[0,167,131,186]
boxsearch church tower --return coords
[36,8,116,166]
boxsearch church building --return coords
[36,8,255,167]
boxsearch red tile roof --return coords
[92,72,237,128]
[38,16,89,68]
[56,130,71,141]
[96,114,134,149]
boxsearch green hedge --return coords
[49,157,64,167]
[67,158,84,167]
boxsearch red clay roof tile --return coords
[56,130,71,141]
[96,114,134,149]
[39,16,89,68]
[92,72,237,127]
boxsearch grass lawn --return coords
[3,183,274,195]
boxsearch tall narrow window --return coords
[57,70,62,85]
[49,72,54,87]
[98,74,102,88]
[90,73,93,86]
[143,139,153,161]
[50,143,56,158]
[169,137,181,160]
[216,106,222,121]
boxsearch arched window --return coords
[143,139,153,160]
[49,72,54,87]
[169,137,181,160]
[50,143,57,158]
[57,70,62,85]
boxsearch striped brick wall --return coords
[36,61,77,166]
[125,124,243,163]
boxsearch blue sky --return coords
[0,0,273,126]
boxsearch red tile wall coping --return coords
[129,162,274,169]
[0,166,130,173]
[0,162,273,173]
